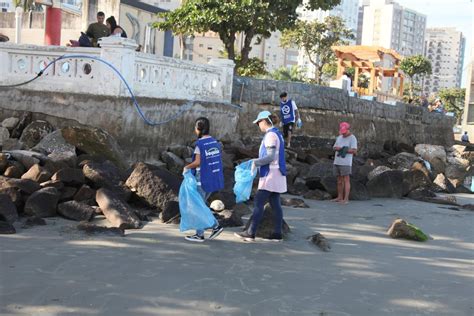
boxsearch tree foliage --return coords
[399,55,432,98]
[438,87,466,123]
[235,56,268,77]
[270,65,306,82]
[153,0,341,67]
[280,16,354,84]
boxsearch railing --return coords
[0,37,234,103]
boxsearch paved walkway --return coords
[1,195,473,316]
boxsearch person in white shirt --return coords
[332,122,357,204]
[341,72,352,94]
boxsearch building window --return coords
[468,104,474,123]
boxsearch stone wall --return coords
[233,77,455,156]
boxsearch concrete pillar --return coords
[99,36,138,97]
[14,6,23,44]
[354,67,360,93]
[208,58,235,103]
[44,7,62,45]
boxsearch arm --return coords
[253,147,276,167]
[348,137,358,155]
[185,154,200,170]
[333,138,341,151]
[292,101,300,121]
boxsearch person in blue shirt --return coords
[182,117,224,242]
[279,92,300,148]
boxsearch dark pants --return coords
[248,190,283,236]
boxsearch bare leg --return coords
[287,131,292,148]
[339,176,351,204]
[331,176,344,202]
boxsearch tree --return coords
[439,87,466,124]
[280,16,354,84]
[235,56,268,77]
[399,55,432,99]
[270,65,306,82]
[153,0,341,67]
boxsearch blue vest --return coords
[259,128,287,178]
[280,99,295,125]
[192,137,225,193]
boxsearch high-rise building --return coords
[361,0,426,56]
[0,0,12,12]
[461,44,474,138]
[356,0,371,45]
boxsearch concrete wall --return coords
[233,77,455,156]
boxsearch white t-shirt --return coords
[342,75,352,93]
[333,134,357,166]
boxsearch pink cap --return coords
[339,122,350,134]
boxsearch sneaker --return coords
[262,233,283,242]
[185,234,205,243]
[208,226,224,240]
[234,231,255,242]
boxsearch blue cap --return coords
[253,110,272,124]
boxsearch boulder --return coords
[24,187,60,217]
[301,162,334,181]
[367,170,404,198]
[32,130,76,156]
[0,194,18,223]
[433,173,456,194]
[462,204,474,211]
[77,222,125,236]
[21,164,52,183]
[125,162,181,213]
[350,180,370,200]
[411,161,431,178]
[2,117,20,131]
[0,127,10,146]
[19,120,54,148]
[10,111,32,139]
[61,126,127,170]
[285,163,299,187]
[243,203,290,239]
[160,201,180,223]
[0,220,16,234]
[57,201,94,221]
[407,187,437,201]
[429,157,446,176]
[23,216,46,227]
[161,151,185,175]
[415,144,447,165]
[73,185,96,202]
[209,191,236,210]
[367,166,391,181]
[233,203,252,218]
[95,188,140,229]
[402,170,432,195]
[321,176,337,197]
[59,187,77,202]
[308,233,331,252]
[82,160,124,188]
[167,145,194,159]
[0,187,23,210]
[388,152,420,170]
[0,153,9,174]
[303,189,332,200]
[281,197,309,208]
[445,156,469,187]
[352,165,375,184]
[6,150,43,170]
[0,177,41,194]
[40,180,65,190]
[51,168,85,186]
[387,219,429,241]
[215,209,243,227]
[210,200,225,212]
[1,139,24,151]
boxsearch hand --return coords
[279,122,283,128]
[334,147,342,151]
[182,167,189,175]
[296,118,302,129]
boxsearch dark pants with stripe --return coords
[248,190,283,237]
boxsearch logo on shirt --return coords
[281,105,290,115]
[205,147,220,158]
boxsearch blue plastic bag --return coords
[179,171,217,232]
[233,160,257,203]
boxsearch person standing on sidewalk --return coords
[279,92,300,148]
[235,111,287,242]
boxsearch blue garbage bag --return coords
[233,160,257,203]
[179,171,217,232]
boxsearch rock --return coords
[24,187,60,217]
[10,111,32,139]
[367,170,405,198]
[285,163,299,186]
[288,181,310,196]
[415,144,447,163]
[301,162,334,181]
[210,200,225,212]
[429,157,446,176]
[411,161,431,178]
[388,152,420,170]
[215,209,243,227]
[1,139,24,151]
[3,166,22,178]
[60,187,77,202]
[57,201,94,221]
[456,186,472,194]
[32,130,75,155]
[305,154,320,165]
[0,177,41,194]
[77,222,124,236]
[168,145,194,159]
[0,187,23,210]
[462,204,474,211]
[19,120,54,148]
[243,203,290,239]
[2,117,20,131]
[367,166,391,181]
[388,219,429,241]
[445,156,469,187]
[233,203,252,218]
[0,153,8,174]
[82,160,124,188]
[350,180,370,200]
[308,233,331,252]
[95,188,140,229]
[0,127,10,146]
[161,151,185,174]
[421,196,459,206]
[433,173,456,194]
[303,189,332,200]
[234,146,258,160]
[61,126,127,170]
[125,162,181,213]
[281,197,309,208]
[21,164,52,183]
[6,150,44,170]
[51,168,85,186]
[209,191,236,210]
[0,221,16,234]
[352,165,375,184]
[402,170,432,195]
[40,180,65,190]
[74,185,96,202]
[0,194,18,223]
[160,201,180,223]
[321,176,337,197]
[407,187,437,200]
[23,216,47,227]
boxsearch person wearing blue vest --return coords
[279,92,300,148]
[182,117,224,242]
[234,111,287,242]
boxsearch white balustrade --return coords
[0,37,234,103]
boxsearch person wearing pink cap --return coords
[332,122,357,204]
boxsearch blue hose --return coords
[4,54,241,126]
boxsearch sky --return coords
[361,0,473,87]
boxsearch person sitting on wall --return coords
[86,11,111,47]
[106,16,128,38]
[461,131,470,144]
